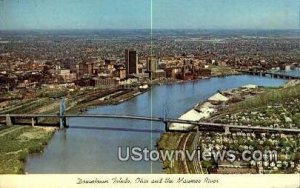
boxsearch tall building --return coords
[125,49,138,77]
[147,58,158,72]
[78,62,94,77]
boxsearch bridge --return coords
[241,70,300,80]
[1,113,300,134]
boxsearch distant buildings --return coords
[113,64,126,80]
[58,69,76,83]
[152,69,166,79]
[90,77,119,88]
[78,62,95,77]
[146,58,166,79]
[125,49,138,77]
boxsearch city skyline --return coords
[0,0,299,30]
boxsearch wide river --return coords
[25,75,288,173]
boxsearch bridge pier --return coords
[164,122,169,132]
[63,117,68,128]
[224,126,231,135]
[31,118,35,127]
[59,98,68,128]
[60,116,68,128]
[242,71,300,80]
[5,114,13,126]
[31,117,39,127]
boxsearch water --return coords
[25,75,286,173]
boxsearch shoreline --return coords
[66,71,241,114]
[167,83,267,131]
[0,126,57,174]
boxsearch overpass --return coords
[1,113,299,134]
[241,70,300,80]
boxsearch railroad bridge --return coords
[241,71,300,80]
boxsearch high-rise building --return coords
[78,62,94,78]
[147,58,158,72]
[125,49,138,77]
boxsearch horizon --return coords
[1,28,300,32]
[0,0,299,30]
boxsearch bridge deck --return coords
[0,113,299,133]
[241,70,300,79]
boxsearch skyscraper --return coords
[147,58,158,73]
[125,49,138,77]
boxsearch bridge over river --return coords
[241,70,300,80]
[1,113,299,134]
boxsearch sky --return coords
[0,0,299,30]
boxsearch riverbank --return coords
[66,87,150,114]
[0,66,239,116]
[168,84,266,131]
[0,126,56,174]
[150,69,241,86]
[46,71,241,115]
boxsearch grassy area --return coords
[0,126,56,174]
[0,98,51,114]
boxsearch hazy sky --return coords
[0,0,298,30]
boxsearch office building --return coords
[125,49,138,77]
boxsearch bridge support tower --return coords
[5,114,13,126]
[59,98,68,128]
[31,117,39,127]
[224,126,231,135]
[31,118,35,127]
[164,122,169,132]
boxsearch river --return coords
[25,75,287,173]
